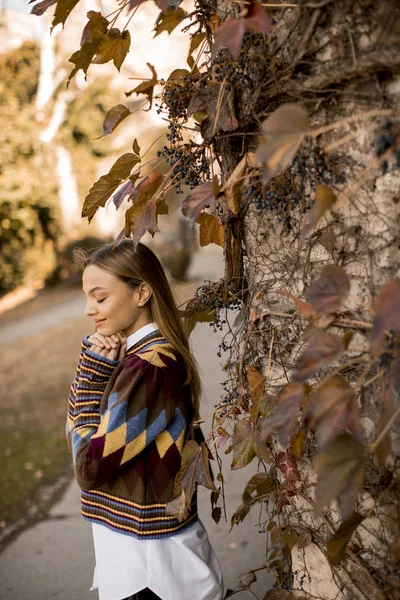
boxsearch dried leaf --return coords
[305,265,350,314]
[189,32,206,55]
[319,230,337,254]
[232,420,256,470]
[92,28,131,71]
[30,0,56,16]
[212,506,222,524]
[245,1,274,34]
[187,84,238,139]
[300,184,337,245]
[211,18,246,60]
[165,489,190,522]
[102,104,131,137]
[82,175,119,223]
[67,11,109,82]
[154,0,180,11]
[80,10,109,44]
[327,511,364,565]
[180,300,216,336]
[256,104,309,183]
[314,431,366,518]
[305,376,361,449]
[246,365,266,424]
[244,473,274,499]
[109,153,141,180]
[51,0,79,29]
[136,169,164,204]
[293,331,351,382]
[181,181,216,222]
[125,197,160,247]
[296,530,312,549]
[174,440,216,505]
[258,382,307,446]
[375,372,395,466]
[271,526,282,545]
[370,279,400,355]
[291,429,306,458]
[154,7,187,36]
[132,139,141,156]
[222,153,256,215]
[126,63,158,110]
[279,289,313,319]
[282,528,297,550]
[196,213,224,248]
[112,180,133,210]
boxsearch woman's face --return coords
[82,265,148,337]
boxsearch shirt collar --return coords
[126,322,158,351]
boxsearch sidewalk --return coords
[0,249,273,599]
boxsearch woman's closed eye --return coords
[97,298,106,303]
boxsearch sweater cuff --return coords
[81,349,119,380]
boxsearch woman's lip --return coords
[94,319,106,325]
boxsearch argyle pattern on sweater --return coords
[66,330,197,538]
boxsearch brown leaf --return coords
[375,372,395,466]
[370,279,400,356]
[109,153,141,180]
[296,530,312,549]
[279,289,313,319]
[112,180,133,209]
[189,32,206,55]
[231,420,256,470]
[180,298,216,336]
[256,104,309,183]
[136,169,164,204]
[244,473,274,499]
[154,7,187,36]
[305,265,350,314]
[245,1,274,34]
[270,526,282,545]
[174,440,216,505]
[181,181,216,222]
[165,490,190,523]
[258,382,307,446]
[67,11,109,82]
[212,506,222,524]
[51,0,79,29]
[125,197,160,247]
[80,10,109,44]
[305,376,361,449]
[211,18,246,60]
[30,0,56,16]
[293,331,351,382]
[196,213,224,248]
[92,28,131,71]
[126,63,158,110]
[102,104,131,137]
[82,175,119,223]
[300,184,337,245]
[327,511,364,565]
[314,432,366,518]
[246,365,266,424]
[291,429,306,458]
[132,139,141,156]
[154,0,180,11]
[222,153,256,215]
[319,230,337,254]
[187,84,238,139]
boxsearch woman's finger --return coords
[118,339,127,361]
[88,334,105,348]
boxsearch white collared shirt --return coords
[90,323,223,600]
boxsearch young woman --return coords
[67,240,223,600]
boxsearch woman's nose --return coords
[85,301,97,317]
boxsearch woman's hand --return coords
[87,333,127,361]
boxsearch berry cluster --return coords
[157,73,198,120]
[192,279,242,332]
[375,120,400,173]
[157,144,209,192]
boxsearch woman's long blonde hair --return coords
[75,240,201,419]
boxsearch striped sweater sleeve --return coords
[72,346,187,492]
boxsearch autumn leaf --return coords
[304,376,361,449]
[101,104,131,137]
[174,440,215,505]
[109,153,141,180]
[196,213,224,247]
[244,473,274,499]
[135,169,164,204]
[296,530,312,549]
[67,11,109,82]
[154,7,187,37]
[300,184,337,245]
[370,279,400,355]
[246,365,266,424]
[181,181,216,222]
[256,104,309,183]
[189,32,206,55]
[258,382,307,446]
[82,175,120,223]
[165,489,190,523]
[232,420,256,470]
[132,139,141,156]
[187,84,238,139]
[222,153,256,215]
[112,180,133,209]
[92,28,131,70]
[30,0,56,17]
[154,0,181,11]
[211,18,246,61]
[279,289,313,319]
[245,1,274,34]
[327,511,364,565]
[126,63,158,110]
[375,370,396,466]
[52,0,79,29]
[293,331,351,382]
[314,431,366,518]
[305,265,350,314]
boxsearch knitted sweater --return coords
[66,329,197,539]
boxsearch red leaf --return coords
[293,331,351,381]
[245,1,274,34]
[211,18,246,61]
[305,376,361,449]
[370,279,400,355]
[305,265,350,314]
[181,181,216,222]
[258,382,307,446]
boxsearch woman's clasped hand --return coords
[87,333,127,361]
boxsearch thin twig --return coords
[369,406,400,454]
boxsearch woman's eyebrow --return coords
[85,286,108,295]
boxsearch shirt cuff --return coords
[81,349,120,380]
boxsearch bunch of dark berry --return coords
[157,73,199,120]
[375,120,400,173]
[192,279,242,332]
[292,145,345,188]
[157,144,210,192]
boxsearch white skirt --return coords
[90,518,223,600]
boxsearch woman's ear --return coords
[138,282,152,307]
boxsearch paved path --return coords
[0,249,273,599]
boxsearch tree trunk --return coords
[210,1,400,598]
